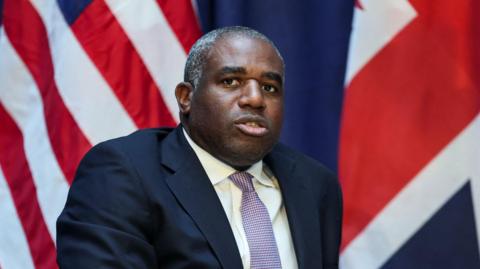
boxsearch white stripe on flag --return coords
[0,29,69,240]
[340,113,480,269]
[345,0,417,85]
[105,0,188,123]
[0,167,35,269]
[29,0,138,144]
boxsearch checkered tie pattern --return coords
[229,171,282,269]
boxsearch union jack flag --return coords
[340,0,480,268]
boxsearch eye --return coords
[262,84,277,93]
[222,78,240,87]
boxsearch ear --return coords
[175,82,194,116]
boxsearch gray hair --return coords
[184,26,284,89]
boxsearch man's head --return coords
[175,26,285,170]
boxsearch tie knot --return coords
[229,171,255,192]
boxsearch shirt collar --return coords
[183,128,274,187]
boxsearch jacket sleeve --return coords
[56,141,157,269]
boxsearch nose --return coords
[238,79,266,109]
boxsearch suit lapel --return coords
[265,147,321,269]
[160,127,243,269]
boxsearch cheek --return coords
[197,102,232,129]
[191,94,219,118]
[210,96,238,121]
[267,102,284,126]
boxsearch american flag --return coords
[1,0,479,268]
[0,0,200,268]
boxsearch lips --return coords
[234,116,269,137]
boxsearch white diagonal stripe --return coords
[345,0,417,85]
[340,113,480,269]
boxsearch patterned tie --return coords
[229,171,282,269]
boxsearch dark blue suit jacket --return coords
[56,126,342,268]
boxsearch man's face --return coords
[184,35,284,169]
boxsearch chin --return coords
[224,158,260,171]
[221,144,271,168]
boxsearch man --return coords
[57,26,342,269]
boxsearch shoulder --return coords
[83,127,173,160]
[93,127,173,151]
[75,127,176,184]
[66,128,178,230]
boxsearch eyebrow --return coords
[218,66,247,76]
[261,71,283,85]
[218,66,283,85]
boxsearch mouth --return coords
[234,116,269,137]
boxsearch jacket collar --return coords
[160,126,243,269]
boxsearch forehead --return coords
[205,35,284,75]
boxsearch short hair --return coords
[184,26,284,89]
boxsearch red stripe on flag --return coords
[340,0,480,249]
[3,0,91,184]
[156,0,203,53]
[70,0,176,129]
[0,104,57,269]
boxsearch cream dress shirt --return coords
[183,129,298,269]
